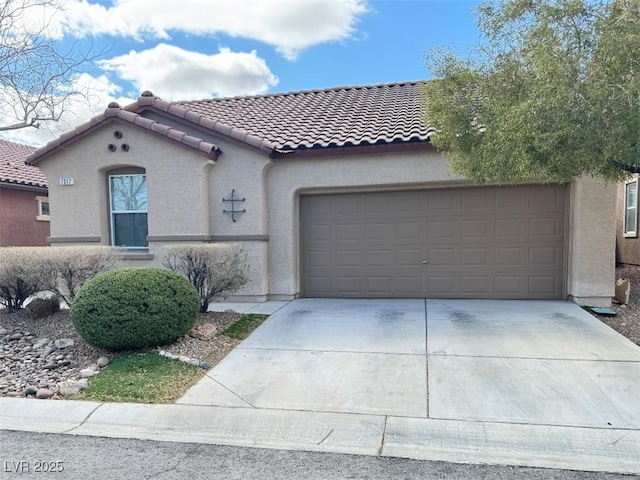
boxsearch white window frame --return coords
[36,196,50,221]
[624,178,638,238]
[109,174,148,249]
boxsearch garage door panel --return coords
[396,276,423,294]
[335,250,360,266]
[530,185,562,208]
[529,217,562,237]
[366,223,392,240]
[428,248,455,265]
[495,218,524,237]
[336,223,360,241]
[461,248,490,266]
[301,185,565,299]
[428,220,454,239]
[428,191,456,211]
[396,222,422,240]
[529,246,559,266]
[461,219,490,238]
[529,275,559,295]
[495,276,523,294]
[461,189,491,209]
[496,189,525,210]
[397,249,423,265]
[461,276,490,294]
[306,276,331,295]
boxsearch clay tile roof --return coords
[0,139,47,188]
[176,81,433,151]
[27,108,221,165]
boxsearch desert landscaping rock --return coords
[96,356,110,368]
[79,368,98,379]
[189,323,217,341]
[35,388,54,399]
[57,378,88,396]
[1,309,244,399]
[54,338,74,349]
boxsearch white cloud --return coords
[0,42,278,147]
[100,44,279,100]
[55,0,370,60]
[0,73,135,147]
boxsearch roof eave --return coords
[27,113,222,166]
[269,139,434,160]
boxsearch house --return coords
[0,139,49,246]
[26,82,615,306]
[616,175,640,265]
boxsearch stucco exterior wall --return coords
[265,150,466,298]
[35,114,617,305]
[615,176,640,265]
[566,176,616,306]
[37,122,214,251]
[0,186,49,246]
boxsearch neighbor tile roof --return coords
[175,81,433,151]
[0,139,47,188]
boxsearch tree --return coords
[422,0,640,184]
[0,0,95,132]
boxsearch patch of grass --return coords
[222,313,268,340]
[75,352,206,404]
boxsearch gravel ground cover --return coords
[596,265,640,346]
[0,309,243,398]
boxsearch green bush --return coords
[71,267,199,351]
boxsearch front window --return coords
[36,196,50,221]
[624,179,638,237]
[109,174,148,248]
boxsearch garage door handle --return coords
[421,260,429,264]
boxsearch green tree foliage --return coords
[422,0,640,183]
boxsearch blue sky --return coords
[2,0,483,146]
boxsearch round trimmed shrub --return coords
[71,267,200,351]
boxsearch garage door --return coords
[300,185,566,299]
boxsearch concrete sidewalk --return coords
[1,299,640,475]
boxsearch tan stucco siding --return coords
[206,140,272,237]
[566,176,616,306]
[36,114,616,305]
[37,123,213,246]
[615,176,640,265]
[266,150,465,298]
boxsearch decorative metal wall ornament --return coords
[222,189,246,222]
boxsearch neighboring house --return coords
[0,139,49,246]
[616,175,640,264]
[26,82,615,306]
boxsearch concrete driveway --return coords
[179,298,640,431]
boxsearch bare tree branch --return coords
[0,0,101,132]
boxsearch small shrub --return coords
[71,267,199,351]
[47,246,123,306]
[163,243,248,313]
[25,295,60,319]
[0,247,55,313]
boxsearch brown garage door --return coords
[300,185,566,299]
